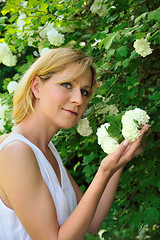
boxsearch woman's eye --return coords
[61,82,72,89]
[81,89,89,97]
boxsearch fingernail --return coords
[144,126,149,132]
[123,140,129,147]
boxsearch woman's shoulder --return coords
[0,137,35,160]
[0,138,41,188]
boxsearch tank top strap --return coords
[0,133,36,151]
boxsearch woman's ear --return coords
[31,76,41,99]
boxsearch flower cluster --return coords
[0,99,9,132]
[39,23,64,47]
[7,81,18,94]
[40,47,51,56]
[0,42,17,67]
[99,104,119,116]
[133,38,152,57]
[96,123,119,154]
[97,108,150,154]
[77,118,93,137]
[90,0,108,17]
[122,108,150,142]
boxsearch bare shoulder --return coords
[0,140,42,189]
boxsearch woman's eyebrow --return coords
[83,85,92,89]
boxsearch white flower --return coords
[91,39,101,47]
[38,39,47,53]
[16,13,26,29]
[99,104,119,115]
[77,118,93,136]
[90,0,108,17]
[80,42,86,47]
[47,28,64,46]
[0,119,5,132]
[0,42,17,67]
[7,81,18,94]
[0,103,8,119]
[98,229,107,240]
[2,54,17,67]
[96,123,119,154]
[40,47,51,56]
[133,38,152,57]
[39,23,54,39]
[122,108,150,142]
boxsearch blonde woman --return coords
[0,48,150,240]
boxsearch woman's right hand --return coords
[100,124,150,177]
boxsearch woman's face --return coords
[35,63,92,130]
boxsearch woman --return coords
[0,48,150,240]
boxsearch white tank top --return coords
[0,133,77,240]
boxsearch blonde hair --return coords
[13,48,97,124]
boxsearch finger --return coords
[133,142,146,157]
[144,127,152,137]
[122,124,150,160]
[111,139,130,161]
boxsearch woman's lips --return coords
[62,109,78,116]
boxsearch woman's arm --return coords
[67,125,150,234]
[67,165,124,234]
[0,125,149,240]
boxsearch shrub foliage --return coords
[0,0,160,239]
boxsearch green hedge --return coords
[0,0,160,239]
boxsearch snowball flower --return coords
[39,23,54,39]
[0,119,5,132]
[0,103,8,119]
[80,42,86,47]
[133,38,152,57]
[96,123,119,154]
[122,108,150,142]
[90,0,108,17]
[40,47,51,56]
[0,42,17,67]
[99,104,119,116]
[7,81,18,94]
[77,118,93,136]
[47,28,64,46]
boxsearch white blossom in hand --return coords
[77,118,93,136]
[7,81,18,94]
[122,108,150,142]
[96,123,119,154]
[133,38,152,57]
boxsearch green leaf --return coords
[129,212,142,228]
[116,46,128,58]
[28,0,39,8]
[100,32,118,50]
[107,116,122,141]
[73,161,80,172]
[157,181,160,192]
[83,152,97,165]
[148,7,160,22]
[134,12,147,24]
[39,3,48,12]
[1,3,18,15]
[148,91,160,100]
[106,49,115,62]
[143,207,159,225]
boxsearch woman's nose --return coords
[70,88,83,105]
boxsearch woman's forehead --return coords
[51,63,92,85]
